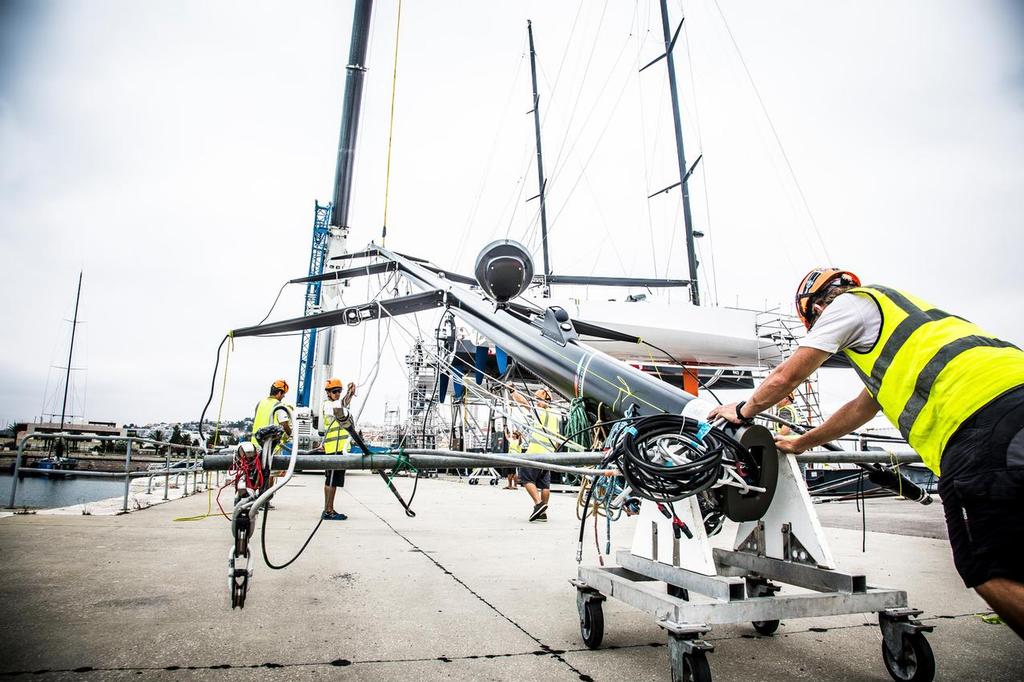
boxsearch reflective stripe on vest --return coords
[251,396,280,446]
[322,413,350,455]
[843,286,1024,475]
[526,408,559,454]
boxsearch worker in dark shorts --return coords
[710,269,1024,639]
[319,378,357,521]
[512,388,560,522]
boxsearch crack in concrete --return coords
[0,613,984,678]
[347,489,596,682]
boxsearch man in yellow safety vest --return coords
[512,387,560,523]
[250,379,292,507]
[251,379,292,449]
[709,268,1024,638]
[319,378,356,521]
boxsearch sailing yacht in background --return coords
[33,272,86,472]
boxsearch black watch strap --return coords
[735,400,749,422]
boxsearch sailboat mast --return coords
[657,0,701,306]
[59,271,82,431]
[526,20,552,296]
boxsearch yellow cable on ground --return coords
[175,335,234,522]
[380,0,403,247]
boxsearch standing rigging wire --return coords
[353,270,401,423]
[680,15,720,306]
[536,0,588,131]
[450,44,528,266]
[632,8,662,281]
[709,0,832,264]
[380,0,403,247]
[529,30,640,251]
[353,266,399,387]
[501,142,541,242]
[543,0,612,185]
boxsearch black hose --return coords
[198,335,228,444]
[613,414,744,503]
[260,507,324,570]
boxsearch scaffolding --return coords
[755,308,823,425]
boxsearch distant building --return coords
[14,420,125,446]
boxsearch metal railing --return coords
[7,432,209,512]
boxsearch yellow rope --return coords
[174,334,233,522]
[644,347,665,382]
[380,0,403,246]
[890,450,903,499]
[211,334,234,449]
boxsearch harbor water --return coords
[0,473,127,510]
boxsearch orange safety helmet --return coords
[324,378,343,391]
[271,379,289,394]
[795,268,861,329]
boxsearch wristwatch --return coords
[735,400,749,422]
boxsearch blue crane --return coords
[295,202,332,408]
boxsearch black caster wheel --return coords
[469,478,478,485]
[752,619,780,635]
[674,651,712,682]
[882,632,935,682]
[580,599,604,649]
[490,478,499,486]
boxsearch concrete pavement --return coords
[0,472,1018,680]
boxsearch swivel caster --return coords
[879,608,935,682]
[676,651,712,682]
[574,585,606,650]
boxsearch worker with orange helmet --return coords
[250,379,293,507]
[250,379,292,448]
[319,377,357,521]
[709,268,1024,639]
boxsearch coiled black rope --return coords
[612,414,745,504]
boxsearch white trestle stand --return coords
[573,434,936,681]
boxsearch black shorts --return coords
[938,386,1024,588]
[517,466,551,490]
[324,469,346,488]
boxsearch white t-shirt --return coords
[798,293,881,354]
[320,398,344,434]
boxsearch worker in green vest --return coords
[250,379,292,507]
[319,377,356,521]
[251,379,291,450]
[512,388,560,522]
[502,423,523,490]
[709,268,1024,639]
[771,393,799,436]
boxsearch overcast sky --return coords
[1,0,1022,427]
